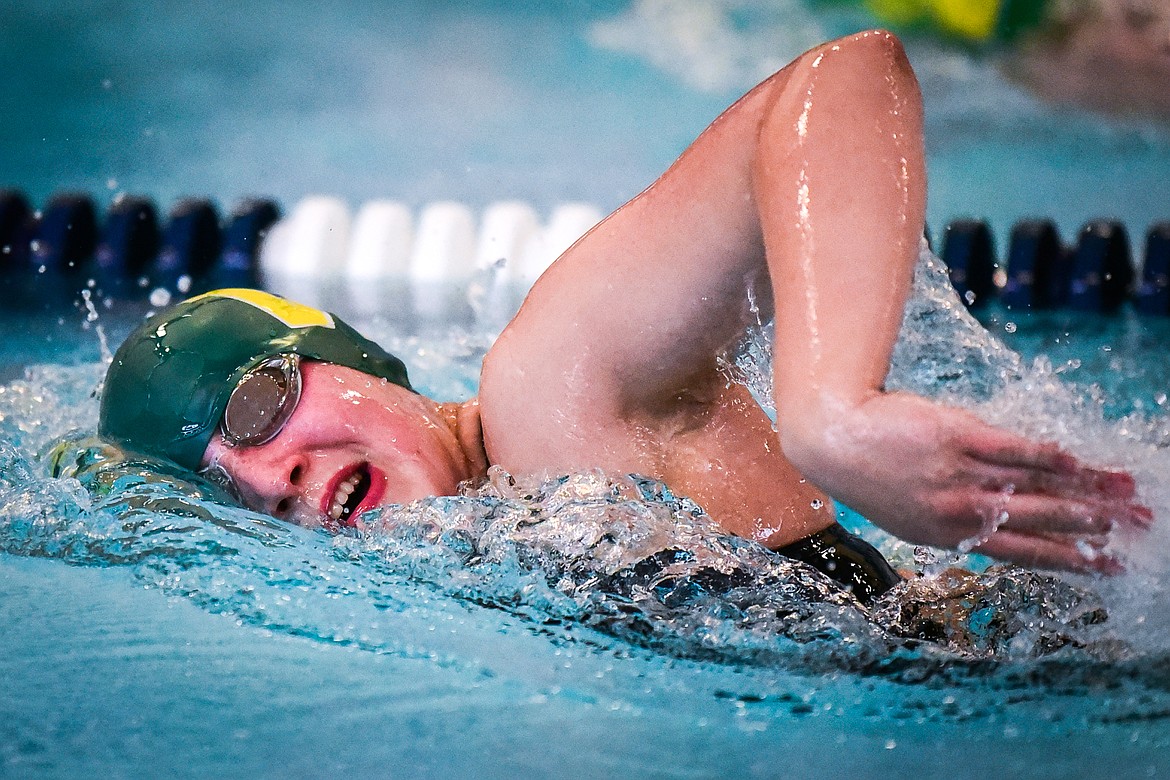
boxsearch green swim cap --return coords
[99,288,413,471]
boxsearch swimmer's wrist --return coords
[775,389,877,488]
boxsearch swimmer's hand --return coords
[783,393,1150,574]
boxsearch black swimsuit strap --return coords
[774,523,901,605]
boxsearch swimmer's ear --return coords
[45,433,124,480]
[45,432,238,505]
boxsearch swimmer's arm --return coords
[749,33,1149,572]
[480,42,843,546]
[485,31,1147,570]
[493,32,920,419]
[488,34,915,463]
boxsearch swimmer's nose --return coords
[209,444,308,520]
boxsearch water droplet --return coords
[810,498,823,510]
[150,288,172,307]
[1004,322,1017,334]
[177,275,192,294]
[885,739,897,750]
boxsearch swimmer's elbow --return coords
[783,29,910,83]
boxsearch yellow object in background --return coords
[864,0,1045,43]
[933,0,1000,40]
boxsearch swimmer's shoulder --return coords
[478,306,633,475]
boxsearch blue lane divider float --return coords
[12,192,101,301]
[217,199,280,289]
[94,195,160,286]
[0,189,279,307]
[0,190,33,270]
[33,192,98,275]
[941,219,996,307]
[1001,219,1066,310]
[1136,223,1170,315]
[154,198,222,291]
[1069,220,1133,313]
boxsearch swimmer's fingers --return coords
[963,426,1139,500]
[978,463,1139,503]
[981,494,1151,536]
[963,429,1078,473]
[975,529,1122,575]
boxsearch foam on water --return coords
[4,247,1170,717]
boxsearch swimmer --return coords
[98,31,1150,602]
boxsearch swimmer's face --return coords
[201,361,473,531]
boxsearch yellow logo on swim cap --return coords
[189,288,335,329]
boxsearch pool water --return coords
[5,249,1170,777]
[5,1,1170,777]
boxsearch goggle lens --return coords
[221,354,302,447]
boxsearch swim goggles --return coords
[198,353,303,499]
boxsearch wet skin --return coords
[202,362,486,531]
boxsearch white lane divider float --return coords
[259,197,604,321]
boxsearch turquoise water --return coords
[5,1,1170,777]
[4,254,1170,777]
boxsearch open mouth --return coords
[326,463,372,529]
